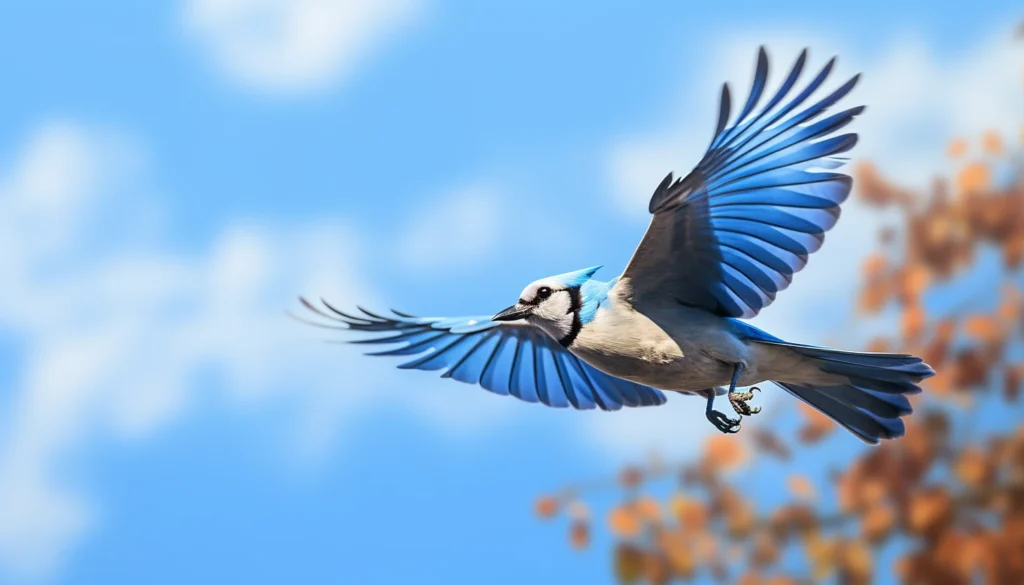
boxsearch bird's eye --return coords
[537,287,552,299]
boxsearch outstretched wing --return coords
[296,298,667,411]
[620,47,863,318]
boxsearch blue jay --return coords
[297,47,934,443]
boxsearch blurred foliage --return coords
[534,29,1024,585]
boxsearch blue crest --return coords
[550,265,603,288]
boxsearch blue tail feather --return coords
[759,341,935,444]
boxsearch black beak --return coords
[492,304,532,322]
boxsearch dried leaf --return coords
[902,302,926,343]
[861,502,896,544]
[751,428,790,460]
[1005,365,1022,402]
[837,539,873,585]
[634,497,661,523]
[670,494,708,532]
[957,162,991,194]
[704,434,747,470]
[963,315,1003,343]
[752,532,780,567]
[787,475,816,502]
[570,518,590,549]
[614,543,644,584]
[608,505,642,538]
[534,496,559,519]
[947,137,968,158]
[657,531,696,578]
[861,253,887,279]
[908,488,953,539]
[619,467,643,489]
[982,130,1004,155]
[855,161,912,206]
[954,447,994,489]
[643,551,671,585]
[798,402,834,443]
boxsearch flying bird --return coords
[296,47,934,444]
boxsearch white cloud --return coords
[0,122,519,578]
[396,183,503,272]
[183,0,422,94]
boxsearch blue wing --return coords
[296,298,667,411]
[621,47,863,318]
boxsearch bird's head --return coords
[492,266,602,344]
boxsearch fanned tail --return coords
[761,341,935,444]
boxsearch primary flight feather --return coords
[297,47,934,444]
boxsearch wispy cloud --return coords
[0,116,539,578]
[396,183,504,273]
[182,0,423,94]
[0,122,428,576]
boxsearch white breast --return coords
[573,295,683,367]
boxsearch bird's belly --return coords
[571,340,733,392]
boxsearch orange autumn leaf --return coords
[957,162,990,193]
[752,532,781,567]
[861,503,896,544]
[634,497,661,523]
[643,551,671,585]
[534,496,559,519]
[608,505,642,538]
[854,161,912,207]
[657,532,697,579]
[947,137,968,158]
[864,337,891,353]
[907,489,953,537]
[901,264,931,302]
[704,434,747,470]
[569,519,590,549]
[837,539,873,584]
[999,284,1023,321]
[798,402,835,443]
[982,130,1004,155]
[670,494,708,532]
[901,303,926,343]
[861,253,887,279]
[1005,365,1022,402]
[963,315,1002,342]
[614,543,644,583]
[954,447,994,488]
[858,277,891,313]
[787,475,817,501]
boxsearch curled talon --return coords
[707,409,741,434]
[729,387,761,417]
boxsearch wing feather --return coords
[624,47,862,318]
[297,299,667,411]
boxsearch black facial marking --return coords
[559,287,583,348]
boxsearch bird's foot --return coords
[706,409,741,434]
[729,386,762,417]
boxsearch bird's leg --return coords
[705,388,740,434]
[727,363,761,417]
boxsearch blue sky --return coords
[0,1,1020,583]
